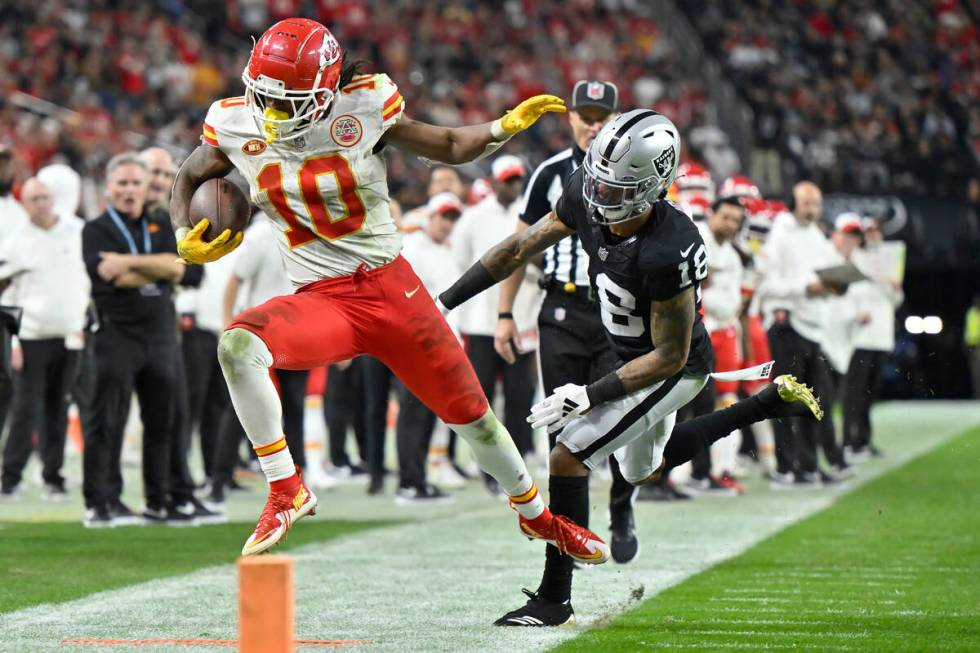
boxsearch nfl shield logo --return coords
[586,82,605,100]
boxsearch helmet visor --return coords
[583,172,637,209]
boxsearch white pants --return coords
[557,374,708,484]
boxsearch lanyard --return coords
[106,206,151,255]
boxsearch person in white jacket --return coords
[394,192,464,504]
[453,155,543,492]
[758,181,848,485]
[842,218,903,459]
[0,178,89,499]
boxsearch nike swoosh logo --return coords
[405,285,421,298]
[680,243,695,257]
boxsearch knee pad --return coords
[217,328,272,380]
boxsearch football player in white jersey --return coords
[169,17,609,563]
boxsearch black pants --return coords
[537,291,632,504]
[465,334,536,456]
[361,356,392,477]
[276,368,308,469]
[1,339,78,489]
[842,349,887,450]
[182,327,227,478]
[324,359,367,468]
[0,325,13,439]
[395,380,436,489]
[169,347,197,505]
[767,321,844,474]
[211,404,246,487]
[83,326,176,509]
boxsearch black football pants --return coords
[766,321,845,475]
[1,339,77,489]
[83,326,176,509]
[843,349,887,450]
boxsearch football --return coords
[188,177,251,242]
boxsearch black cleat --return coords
[609,505,639,564]
[493,589,575,627]
[758,375,823,421]
[637,480,691,502]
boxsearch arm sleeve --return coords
[377,74,405,133]
[552,170,583,231]
[82,222,109,285]
[518,165,556,226]
[202,101,222,148]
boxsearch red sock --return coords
[270,472,301,494]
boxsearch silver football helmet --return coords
[582,109,680,225]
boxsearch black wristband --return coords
[586,371,629,406]
[439,261,497,310]
[498,312,514,320]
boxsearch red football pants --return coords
[228,256,488,425]
[744,314,772,393]
[710,325,742,395]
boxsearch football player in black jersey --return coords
[440,110,823,626]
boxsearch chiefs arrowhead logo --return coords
[330,115,363,147]
[242,139,267,155]
[318,33,341,69]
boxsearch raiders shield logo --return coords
[586,82,605,100]
[653,145,675,178]
[598,247,609,261]
[330,115,363,147]
[242,139,267,156]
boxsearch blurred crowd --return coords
[680,0,980,198]
[0,0,692,216]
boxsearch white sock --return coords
[218,328,296,482]
[753,419,777,472]
[303,394,327,475]
[451,408,545,520]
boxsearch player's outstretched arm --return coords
[384,95,566,164]
[588,287,696,404]
[439,210,573,310]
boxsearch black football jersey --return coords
[554,167,713,375]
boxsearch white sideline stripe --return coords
[0,403,975,653]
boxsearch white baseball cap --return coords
[427,192,463,216]
[491,155,526,182]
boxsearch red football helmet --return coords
[675,162,714,195]
[718,175,761,200]
[681,195,711,222]
[242,18,344,142]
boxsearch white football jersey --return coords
[202,73,406,287]
[696,221,744,332]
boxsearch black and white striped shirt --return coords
[518,145,591,287]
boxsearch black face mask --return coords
[0,179,13,196]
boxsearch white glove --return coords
[527,383,591,434]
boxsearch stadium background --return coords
[2,0,978,396]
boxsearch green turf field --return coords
[0,520,387,613]
[554,425,980,653]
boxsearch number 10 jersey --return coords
[202,73,406,286]
[554,167,713,374]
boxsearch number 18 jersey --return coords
[554,167,713,374]
[202,73,406,286]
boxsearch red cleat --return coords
[519,513,610,564]
[241,474,317,556]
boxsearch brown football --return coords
[188,178,251,242]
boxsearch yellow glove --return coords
[176,219,243,265]
[492,94,567,139]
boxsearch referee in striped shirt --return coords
[494,81,640,563]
